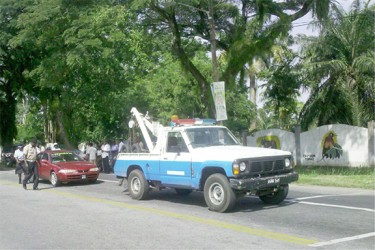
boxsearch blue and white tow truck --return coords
[114,108,298,212]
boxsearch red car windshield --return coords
[51,152,82,163]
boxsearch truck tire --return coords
[204,174,236,213]
[259,184,289,205]
[128,169,149,200]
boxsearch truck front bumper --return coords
[229,171,298,191]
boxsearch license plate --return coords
[82,175,86,179]
[267,178,280,184]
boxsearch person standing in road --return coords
[101,141,110,174]
[14,145,26,184]
[22,138,39,190]
[87,142,97,165]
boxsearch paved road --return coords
[0,170,374,249]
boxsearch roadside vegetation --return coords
[296,166,375,189]
[0,0,374,147]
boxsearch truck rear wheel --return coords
[204,174,236,213]
[128,169,149,200]
[259,184,289,204]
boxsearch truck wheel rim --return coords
[131,177,140,193]
[209,182,224,205]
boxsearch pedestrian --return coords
[110,140,119,172]
[87,142,97,165]
[14,145,26,184]
[96,143,102,172]
[22,138,39,190]
[101,141,110,174]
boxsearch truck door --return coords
[160,132,192,186]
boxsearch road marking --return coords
[310,232,375,247]
[293,195,340,200]
[98,178,118,183]
[0,180,317,246]
[293,201,375,213]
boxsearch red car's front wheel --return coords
[50,171,60,187]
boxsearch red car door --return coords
[37,152,50,180]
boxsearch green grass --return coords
[295,166,375,189]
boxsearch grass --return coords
[295,166,375,189]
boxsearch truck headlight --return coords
[285,158,291,168]
[239,162,247,171]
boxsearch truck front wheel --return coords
[204,174,236,213]
[128,169,149,200]
[259,184,289,205]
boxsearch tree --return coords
[298,0,375,130]
[128,0,334,119]
[258,43,302,130]
[0,0,34,146]
[5,1,145,146]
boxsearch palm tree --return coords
[298,0,375,130]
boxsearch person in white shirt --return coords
[87,143,97,165]
[101,141,110,173]
[14,145,26,184]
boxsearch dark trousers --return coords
[15,162,26,184]
[23,161,39,189]
[102,156,110,173]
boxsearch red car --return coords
[36,150,100,187]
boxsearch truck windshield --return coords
[185,127,239,148]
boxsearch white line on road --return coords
[98,178,118,183]
[310,232,375,247]
[295,201,375,213]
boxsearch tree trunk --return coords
[249,72,257,131]
[55,111,73,149]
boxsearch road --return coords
[0,170,374,249]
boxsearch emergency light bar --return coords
[170,118,216,126]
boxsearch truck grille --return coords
[240,157,290,177]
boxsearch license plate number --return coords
[267,178,280,184]
[82,175,86,179]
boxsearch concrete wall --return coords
[247,122,375,167]
[247,128,296,157]
[300,124,367,167]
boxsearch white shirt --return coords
[14,149,24,161]
[101,144,110,158]
[87,146,97,161]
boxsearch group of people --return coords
[82,139,129,174]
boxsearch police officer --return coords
[22,138,39,190]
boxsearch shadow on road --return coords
[131,188,296,213]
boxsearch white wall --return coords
[247,129,296,157]
[247,124,372,167]
[300,124,368,167]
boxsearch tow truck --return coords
[114,108,298,212]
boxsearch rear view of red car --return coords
[36,150,99,187]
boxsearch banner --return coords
[211,81,227,121]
